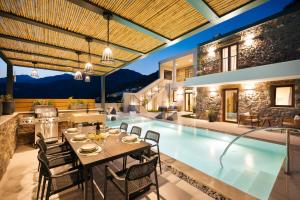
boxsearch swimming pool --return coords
[107,115,285,200]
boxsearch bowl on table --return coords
[67,128,78,133]
[73,134,87,141]
[80,143,98,153]
[108,129,119,135]
[123,135,138,143]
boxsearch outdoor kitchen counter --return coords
[0,113,18,127]
[0,113,18,181]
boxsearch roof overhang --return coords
[184,59,300,87]
[0,0,269,76]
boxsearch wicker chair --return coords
[36,151,84,200]
[238,112,260,128]
[104,156,160,200]
[281,117,300,129]
[126,130,162,174]
[120,122,129,132]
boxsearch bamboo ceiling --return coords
[0,0,262,76]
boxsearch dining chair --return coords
[36,132,64,147]
[104,156,160,200]
[37,151,85,200]
[36,138,71,156]
[120,122,129,132]
[144,131,162,174]
[123,126,142,170]
[130,126,142,137]
[36,151,78,200]
[127,130,162,174]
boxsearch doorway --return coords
[223,89,238,122]
[185,92,193,112]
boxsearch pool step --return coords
[221,168,241,184]
[247,171,276,200]
[232,170,258,192]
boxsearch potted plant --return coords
[207,108,218,122]
[2,94,15,115]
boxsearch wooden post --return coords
[6,64,13,96]
[101,75,105,110]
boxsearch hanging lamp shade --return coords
[85,75,90,83]
[101,12,114,64]
[74,71,83,80]
[74,51,83,80]
[84,38,93,73]
[31,62,39,78]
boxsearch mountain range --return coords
[0,69,158,102]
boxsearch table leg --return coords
[83,167,89,200]
[90,168,95,200]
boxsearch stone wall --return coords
[0,116,17,180]
[196,79,300,125]
[197,10,300,75]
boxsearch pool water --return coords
[107,115,286,200]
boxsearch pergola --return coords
[0,0,267,107]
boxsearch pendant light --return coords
[74,51,83,80]
[31,62,39,78]
[85,75,91,83]
[84,37,93,73]
[101,12,114,64]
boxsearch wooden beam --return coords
[0,11,144,55]
[0,50,12,65]
[8,57,109,74]
[66,0,170,43]
[0,47,116,69]
[11,63,103,76]
[186,0,219,22]
[0,34,127,63]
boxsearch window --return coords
[164,70,172,80]
[273,85,294,107]
[222,44,238,72]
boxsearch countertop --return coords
[0,113,18,126]
[0,108,104,126]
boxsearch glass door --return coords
[185,92,193,112]
[224,89,238,122]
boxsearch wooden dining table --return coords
[63,127,151,200]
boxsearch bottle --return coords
[96,122,100,134]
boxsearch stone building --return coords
[185,7,300,124]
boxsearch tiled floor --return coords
[0,145,213,200]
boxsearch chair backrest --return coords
[36,138,47,153]
[37,151,52,178]
[130,126,142,137]
[144,130,160,144]
[120,122,128,132]
[36,132,45,140]
[126,156,158,181]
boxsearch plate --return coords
[109,129,119,134]
[67,128,78,133]
[80,143,97,152]
[77,145,102,156]
[121,135,140,144]
[73,134,87,141]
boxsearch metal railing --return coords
[219,127,300,174]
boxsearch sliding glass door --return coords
[224,89,238,122]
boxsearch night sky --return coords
[0,0,294,77]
